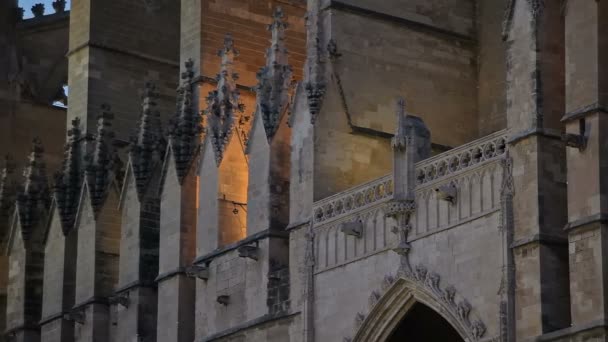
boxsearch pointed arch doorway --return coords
[387,302,464,341]
[352,277,476,342]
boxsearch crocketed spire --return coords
[16,138,49,241]
[85,104,116,213]
[130,81,164,198]
[54,117,84,234]
[0,155,17,214]
[305,0,327,124]
[254,7,293,139]
[169,59,201,181]
[204,33,245,165]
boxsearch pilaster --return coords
[504,0,570,338]
[563,0,608,333]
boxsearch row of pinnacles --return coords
[0,7,302,342]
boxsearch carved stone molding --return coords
[346,266,488,342]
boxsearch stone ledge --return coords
[192,229,289,265]
[4,322,39,336]
[72,296,109,311]
[561,104,608,123]
[154,267,186,284]
[511,233,568,249]
[507,127,562,145]
[564,213,608,232]
[200,312,300,342]
[39,311,67,326]
[285,219,310,231]
[537,319,608,341]
[114,279,156,295]
[324,0,475,44]
[67,41,179,67]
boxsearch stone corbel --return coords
[109,292,130,308]
[238,243,260,261]
[186,264,210,280]
[63,310,85,325]
[217,295,230,306]
[340,219,363,238]
[435,184,457,204]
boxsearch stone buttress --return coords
[113,82,165,342]
[5,139,50,342]
[0,155,17,342]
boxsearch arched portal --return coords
[352,276,482,342]
[387,302,464,341]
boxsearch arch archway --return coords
[387,302,464,341]
[352,274,485,342]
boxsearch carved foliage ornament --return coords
[169,59,201,181]
[204,34,245,165]
[17,138,49,241]
[254,7,293,140]
[130,82,165,199]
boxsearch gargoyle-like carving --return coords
[64,310,85,324]
[109,293,130,308]
[562,133,587,151]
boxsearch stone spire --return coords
[16,138,49,241]
[169,59,201,181]
[54,117,84,234]
[204,33,244,164]
[85,104,116,213]
[130,81,164,198]
[305,0,327,124]
[0,155,17,214]
[254,7,293,139]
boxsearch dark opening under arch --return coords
[387,302,465,341]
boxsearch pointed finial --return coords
[170,59,202,182]
[130,81,164,198]
[86,105,116,213]
[205,34,244,165]
[253,7,293,140]
[17,138,49,240]
[54,117,84,234]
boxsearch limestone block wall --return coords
[194,236,290,339]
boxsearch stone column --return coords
[156,61,199,342]
[114,83,164,342]
[72,109,122,342]
[563,0,608,331]
[6,139,49,342]
[504,0,570,338]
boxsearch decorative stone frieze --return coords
[254,7,293,140]
[54,117,83,234]
[85,104,117,214]
[204,34,244,165]
[130,82,165,199]
[16,138,49,242]
[168,59,201,182]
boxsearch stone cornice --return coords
[561,104,608,123]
